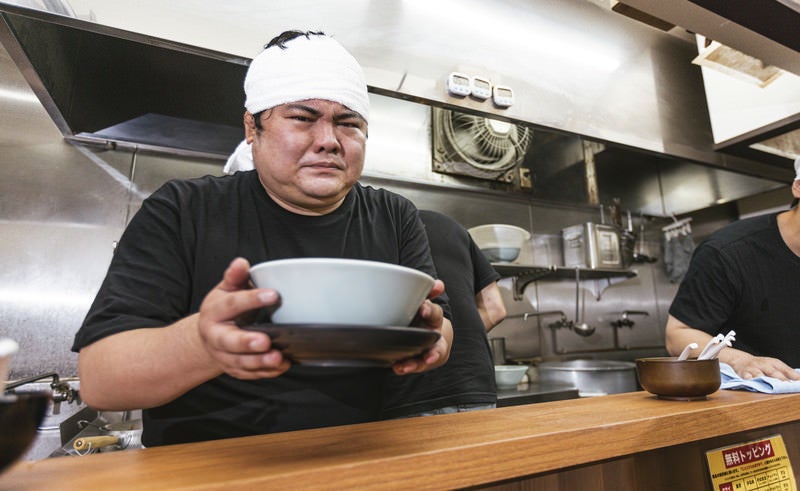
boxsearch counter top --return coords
[3,390,800,490]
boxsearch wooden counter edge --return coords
[3,390,800,490]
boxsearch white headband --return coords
[244,34,369,123]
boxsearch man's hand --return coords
[197,257,291,379]
[392,279,452,375]
[725,351,800,381]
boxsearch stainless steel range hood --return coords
[0,1,795,184]
[615,0,800,166]
[0,4,248,158]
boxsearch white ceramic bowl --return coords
[249,258,435,326]
[494,365,528,388]
[468,224,531,263]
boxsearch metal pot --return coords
[537,360,637,397]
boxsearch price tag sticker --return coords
[706,434,797,491]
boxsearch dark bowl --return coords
[0,393,50,474]
[636,357,721,401]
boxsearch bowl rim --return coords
[494,365,529,372]
[636,357,720,364]
[250,257,435,284]
[467,224,531,239]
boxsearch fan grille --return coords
[434,108,531,175]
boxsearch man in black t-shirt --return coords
[666,159,800,381]
[382,211,506,418]
[72,30,452,446]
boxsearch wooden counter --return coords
[3,390,800,490]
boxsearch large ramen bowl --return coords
[250,258,435,326]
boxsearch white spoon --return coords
[698,334,724,359]
[677,342,698,361]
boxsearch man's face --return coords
[245,99,367,215]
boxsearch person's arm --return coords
[77,258,290,411]
[476,282,506,331]
[665,315,799,381]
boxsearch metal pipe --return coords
[505,310,566,320]
[4,372,59,391]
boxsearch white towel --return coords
[794,156,799,181]
[223,140,254,174]
[720,362,800,394]
[244,34,369,122]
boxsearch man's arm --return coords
[77,258,290,411]
[665,315,799,381]
[476,282,506,331]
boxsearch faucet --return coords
[4,372,80,415]
[610,310,649,328]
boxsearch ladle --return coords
[573,268,595,337]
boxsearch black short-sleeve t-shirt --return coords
[382,210,500,417]
[669,213,800,366]
[73,171,447,446]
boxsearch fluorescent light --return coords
[0,87,39,104]
[402,0,623,73]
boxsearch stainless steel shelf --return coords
[491,264,637,299]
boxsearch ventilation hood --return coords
[0,4,248,158]
[0,1,796,181]
[614,0,800,166]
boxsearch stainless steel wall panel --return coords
[0,222,121,378]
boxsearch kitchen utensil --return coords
[538,360,637,396]
[494,365,528,388]
[467,224,531,263]
[0,392,50,474]
[249,258,434,326]
[697,334,724,359]
[636,357,720,400]
[572,268,595,337]
[701,338,734,360]
[698,330,736,360]
[73,419,143,453]
[562,223,624,269]
[242,324,440,367]
[677,342,698,361]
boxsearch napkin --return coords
[720,362,800,394]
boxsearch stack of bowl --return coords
[468,224,531,263]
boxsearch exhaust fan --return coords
[432,107,531,183]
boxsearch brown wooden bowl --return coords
[0,392,50,474]
[636,357,721,401]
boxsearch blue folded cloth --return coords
[720,362,800,394]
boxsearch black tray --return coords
[242,324,440,367]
